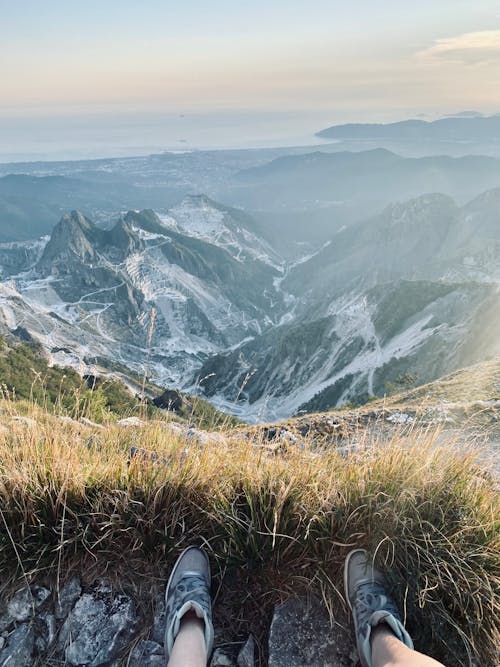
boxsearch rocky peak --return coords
[38,210,99,272]
[124,209,168,236]
[38,211,146,275]
[107,218,144,258]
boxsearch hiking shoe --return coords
[164,546,214,660]
[344,549,413,667]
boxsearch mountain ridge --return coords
[0,188,499,421]
[316,114,500,141]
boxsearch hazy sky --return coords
[1,1,500,158]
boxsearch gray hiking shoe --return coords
[344,549,413,667]
[164,546,214,661]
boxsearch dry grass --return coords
[383,357,500,407]
[0,403,498,666]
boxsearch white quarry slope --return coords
[123,244,253,347]
[0,204,286,388]
[0,236,49,278]
[204,293,448,422]
[166,195,283,268]
[0,264,223,386]
[196,229,500,422]
[0,279,116,372]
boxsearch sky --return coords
[1,1,500,159]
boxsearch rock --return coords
[150,593,166,645]
[35,612,56,652]
[83,374,102,390]
[153,389,183,412]
[59,589,139,666]
[80,417,104,428]
[117,416,146,427]
[237,635,255,667]
[55,577,82,620]
[210,647,235,666]
[0,623,34,667]
[185,426,227,447]
[7,585,51,622]
[268,596,353,667]
[129,640,164,666]
[386,412,414,424]
[196,430,227,446]
[163,422,185,437]
[58,415,81,426]
[11,416,36,428]
[0,606,11,632]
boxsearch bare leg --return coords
[372,626,445,667]
[167,611,207,667]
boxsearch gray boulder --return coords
[237,635,255,667]
[268,596,354,667]
[35,611,57,652]
[55,576,82,620]
[59,589,139,666]
[7,585,50,623]
[0,623,35,667]
[129,639,164,666]
[210,647,235,666]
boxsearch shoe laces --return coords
[167,574,211,618]
[354,581,401,628]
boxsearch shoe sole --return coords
[165,545,211,603]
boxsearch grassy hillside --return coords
[0,334,239,429]
[383,356,500,406]
[0,400,498,666]
[0,336,143,422]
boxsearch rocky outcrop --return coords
[153,388,183,413]
[37,211,101,273]
[268,597,354,667]
[58,584,139,666]
[0,579,258,667]
[0,580,357,666]
[0,581,140,667]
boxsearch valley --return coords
[0,173,498,421]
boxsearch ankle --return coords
[371,624,412,667]
[371,624,397,645]
[180,609,205,632]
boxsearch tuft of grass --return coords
[0,405,498,666]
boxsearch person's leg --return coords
[344,549,446,667]
[164,547,214,667]
[371,625,445,667]
[167,611,207,667]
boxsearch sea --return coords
[0,110,341,163]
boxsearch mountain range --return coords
[4,148,500,250]
[0,188,498,421]
[316,114,500,142]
